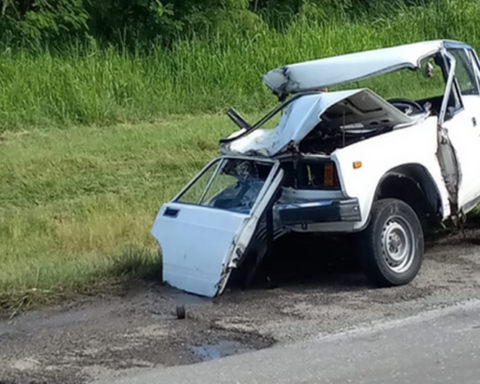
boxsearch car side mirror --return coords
[425,62,434,78]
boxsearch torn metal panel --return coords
[262,40,460,99]
[436,49,461,220]
[221,88,417,157]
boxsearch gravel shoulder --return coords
[2,229,480,384]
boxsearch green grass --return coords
[1,113,479,313]
[0,115,239,312]
[2,0,480,312]
[1,0,480,130]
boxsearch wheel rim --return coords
[381,216,415,274]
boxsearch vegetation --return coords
[0,1,453,49]
[1,0,480,129]
[2,0,480,311]
[0,115,241,312]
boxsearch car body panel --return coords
[152,158,284,297]
[444,95,480,210]
[151,39,480,297]
[332,116,450,230]
[152,203,248,297]
[222,89,416,157]
[262,40,470,99]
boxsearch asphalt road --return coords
[99,299,480,384]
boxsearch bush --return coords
[0,0,447,49]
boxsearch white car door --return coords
[152,157,283,297]
[443,47,480,212]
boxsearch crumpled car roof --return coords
[262,39,471,98]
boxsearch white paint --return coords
[332,115,450,230]
[443,95,480,209]
[263,40,447,96]
[151,160,283,297]
[222,89,415,157]
[314,298,480,343]
[152,203,248,297]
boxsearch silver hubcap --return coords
[381,216,415,274]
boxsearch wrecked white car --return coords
[152,39,480,297]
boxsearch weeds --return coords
[2,0,480,311]
[0,117,232,313]
[0,0,480,130]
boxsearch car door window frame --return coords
[439,49,464,122]
[447,48,480,97]
[467,48,480,92]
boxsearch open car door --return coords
[152,156,284,297]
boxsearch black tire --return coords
[357,198,424,287]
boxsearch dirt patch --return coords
[0,288,274,384]
[2,230,480,384]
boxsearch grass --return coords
[1,0,480,130]
[0,114,239,312]
[2,112,479,314]
[2,0,480,312]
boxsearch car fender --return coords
[332,116,451,229]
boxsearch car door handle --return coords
[164,207,180,218]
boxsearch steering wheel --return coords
[388,98,425,116]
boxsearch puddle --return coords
[191,340,253,361]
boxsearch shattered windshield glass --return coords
[176,158,273,214]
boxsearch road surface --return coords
[99,299,480,384]
[2,230,480,383]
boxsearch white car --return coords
[152,39,480,297]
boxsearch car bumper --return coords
[276,198,361,225]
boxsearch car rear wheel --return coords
[358,198,424,287]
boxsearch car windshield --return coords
[176,158,274,214]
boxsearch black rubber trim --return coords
[164,207,180,218]
[276,198,361,224]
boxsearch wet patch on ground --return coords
[191,340,254,361]
[2,230,480,384]
[0,289,275,384]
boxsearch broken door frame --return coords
[174,155,286,295]
[216,160,285,295]
[436,48,462,222]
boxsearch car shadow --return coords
[248,233,370,293]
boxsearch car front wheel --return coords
[358,198,424,287]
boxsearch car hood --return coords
[221,89,416,157]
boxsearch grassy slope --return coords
[2,0,480,311]
[0,115,239,311]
